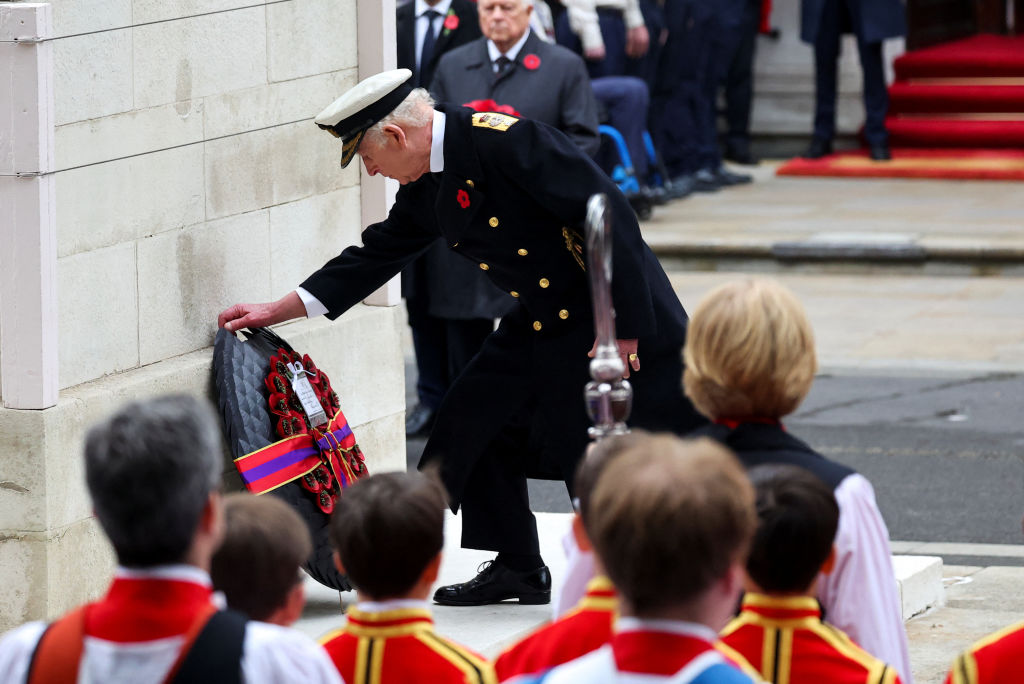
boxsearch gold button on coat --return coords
[489,217,499,227]
[539,278,550,288]
[559,309,569,319]
[451,242,459,248]
[510,291,519,298]
[533,321,542,331]
[479,263,489,271]
[466,179,475,187]
[517,248,528,256]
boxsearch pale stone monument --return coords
[0,0,404,632]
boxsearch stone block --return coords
[57,145,206,258]
[894,555,944,620]
[204,70,356,140]
[133,0,254,24]
[44,518,114,619]
[350,411,406,474]
[268,187,362,298]
[0,534,47,632]
[275,308,406,428]
[137,212,272,365]
[204,121,358,220]
[267,0,357,83]
[0,409,49,532]
[55,99,204,172]
[53,30,133,126]
[58,244,139,389]
[48,0,130,36]
[133,7,267,110]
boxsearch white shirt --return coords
[0,566,344,684]
[553,473,913,684]
[294,110,448,318]
[562,0,645,52]
[415,0,454,71]
[486,29,533,72]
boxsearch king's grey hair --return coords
[362,88,436,149]
[84,394,223,567]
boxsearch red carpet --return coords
[778,33,1024,180]
[776,149,1024,181]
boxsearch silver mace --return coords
[584,193,633,440]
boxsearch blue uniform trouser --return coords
[723,0,761,149]
[650,0,712,177]
[593,76,651,179]
[812,0,890,146]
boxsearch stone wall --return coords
[0,0,405,631]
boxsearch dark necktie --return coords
[495,55,512,77]
[419,10,440,86]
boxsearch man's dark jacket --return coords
[301,106,701,510]
[800,0,906,44]
[419,29,602,321]
[397,0,483,88]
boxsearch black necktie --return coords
[495,55,512,77]
[419,10,440,86]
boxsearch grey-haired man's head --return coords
[84,394,223,568]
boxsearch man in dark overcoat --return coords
[398,0,487,438]
[800,0,906,160]
[218,69,705,605]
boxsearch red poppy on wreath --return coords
[523,53,541,70]
[457,189,470,208]
[443,12,459,31]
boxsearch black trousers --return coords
[407,294,494,411]
[812,0,890,146]
[723,0,761,150]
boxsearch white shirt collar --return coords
[416,0,453,19]
[116,564,212,588]
[487,28,533,65]
[430,110,446,173]
[356,598,432,613]
[615,617,720,644]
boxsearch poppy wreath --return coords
[235,346,369,515]
[463,99,523,118]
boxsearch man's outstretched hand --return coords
[217,291,306,332]
[587,338,640,379]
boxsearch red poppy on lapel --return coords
[457,189,470,208]
[523,54,541,70]
[443,13,459,30]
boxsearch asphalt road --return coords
[406,363,1024,565]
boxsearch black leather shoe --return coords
[724,142,758,166]
[869,144,892,161]
[433,560,551,606]
[405,403,436,437]
[715,166,753,186]
[692,168,722,192]
[803,137,833,159]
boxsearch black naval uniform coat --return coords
[301,105,705,553]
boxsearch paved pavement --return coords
[322,167,1024,684]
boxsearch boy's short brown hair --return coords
[746,464,839,593]
[574,431,651,532]
[587,436,756,615]
[329,471,446,600]
[210,493,312,621]
[683,278,817,420]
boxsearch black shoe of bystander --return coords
[433,560,551,606]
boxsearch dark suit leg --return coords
[593,77,651,179]
[407,296,448,411]
[445,318,495,383]
[692,0,724,170]
[856,38,890,147]
[651,0,701,177]
[812,0,842,142]
[723,0,760,151]
[458,420,541,554]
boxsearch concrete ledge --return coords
[895,555,945,620]
[295,513,942,657]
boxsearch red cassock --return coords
[944,621,1024,684]
[321,604,496,684]
[720,594,901,684]
[494,577,761,682]
[495,577,618,681]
